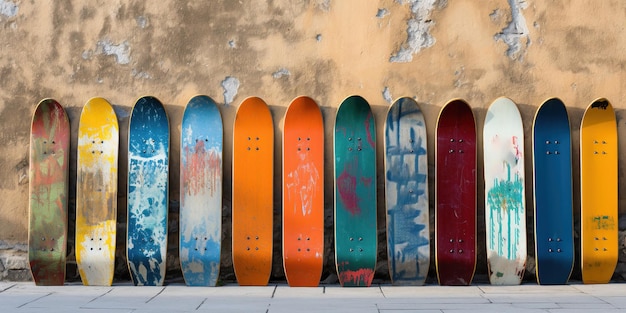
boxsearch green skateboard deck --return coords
[28,99,70,286]
[334,95,377,287]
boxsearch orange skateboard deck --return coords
[28,99,70,286]
[232,97,274,286]
[282,96,324,287]
[76,97,119,286]
[580,98,618,284]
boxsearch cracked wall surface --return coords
[2,0,626,284]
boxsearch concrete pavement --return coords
[1,281,626,312]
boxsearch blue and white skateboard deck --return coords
[384,97,430,286]
[127,96,170,286]
[180,95,223,286]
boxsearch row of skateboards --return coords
[29,95,617,288]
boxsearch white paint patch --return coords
[390,0,439,63]
[494,0,530,60]
[0,0,18,18]
[272,68,291,79]
[136,16,148,29]
[221,76,240,105]
[96,40,131,65]
[382,87,393,104]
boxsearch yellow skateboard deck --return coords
[232,97,274,286]
[76,97,119,286]
[580,98,618,284]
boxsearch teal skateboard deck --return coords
[334,95,377,287]
[384,97,429,286]
[127,96,170,286]
[435,99,477,286]
[180,95,223,286]
[532,98,574,285]
[483,97,526,285]
[28,99,70,286]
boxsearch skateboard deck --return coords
[483,97,526,285]
[282,96,324,287]
[76,97,119,286]
[580,98,618,284]
[532,98,574,285]
[435,99,476,286]
[180,95,223,286]
[28,99,70,286]
[127,96,170,286]
[384,97,429,286]
[334,95,377,287]
[232,96,274,286]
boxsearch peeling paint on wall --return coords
[494,0,530,60]
[96,40,131,65]
[382,87,393,103]
[390,0,440,63]
[0,0,18,18]
[272,68,291,79]
[221,76,240,105]
[376,8,389,18]
[135,16,148,29]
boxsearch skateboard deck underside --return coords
[334,95,377,287]
[232,97,274,286]
[180,95,223,286]
[127,96,169,286]
[483,97,526,285]
[283,96,324,287]
[435,99,476,286]
[580,99,618,284]
[28,99,70,286]
[533,98,574,285]
[384,97,429,286]
[76,97,119,286]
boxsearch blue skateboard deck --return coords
[532,98,574,285]
[384,97,429,286]
[483,97,526,285]
[180,95,223,286]
[127,96,170,286]
[334,95,377,287]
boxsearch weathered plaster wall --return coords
[2,0,626,283]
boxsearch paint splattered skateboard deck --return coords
[580,98,617,284]
[232,97,274,286]
[435,99,476,286]
[282,96,324,287]
[532,98,574,285]
[483,97,526,285]
[76,97,119,286]
[384,97,429,286]
[28,99,69,286]
[334,95,377,287]
[127,96,170,286]
[180,95,223,286]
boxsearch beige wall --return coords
[2,0,626,282]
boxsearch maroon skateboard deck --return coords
[435,99,477,286]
